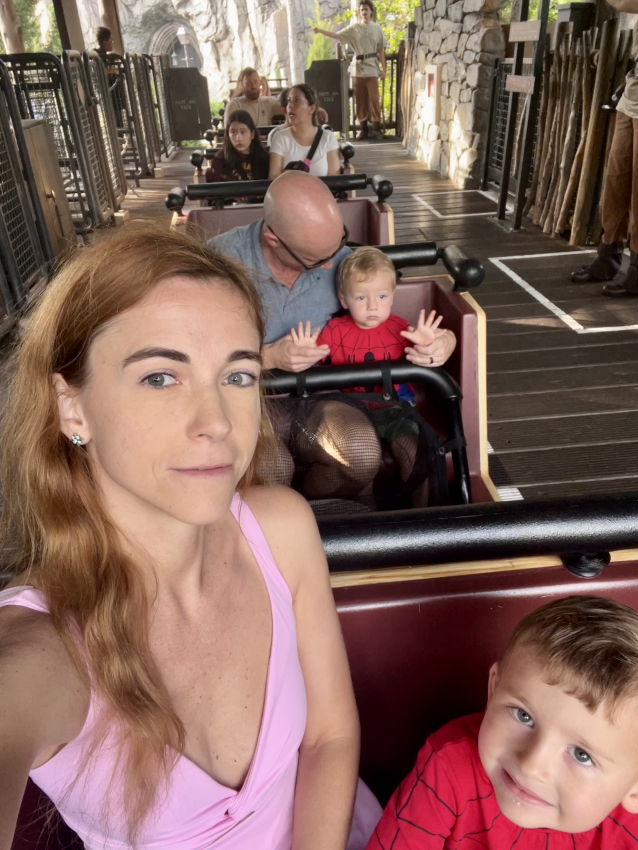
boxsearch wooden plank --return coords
[509,20,542,42]
[506,74,536,94]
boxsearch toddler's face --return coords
[478,645,638,833]
[340,271,395,329]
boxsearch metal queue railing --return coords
[150,53,176,156]
[0,58,53,325]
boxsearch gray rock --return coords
[450,81,460,101]
[417,47,427,73]
[435,0,447,17]
[414,6,424,25]
[448,0,465,21]
[422,9,435,31]
[463,50,476,64]
[440,148,449,178]
[472,87,490,110]
[441,81,449,96]
[459,147,479,170]
[440,121,449,141]
[456,102,474,130]
[460,86,472,102]
[466,62,491,88]
[446,97,456,120]
[441,33,460,53]
[428,123,440,141]
[439,18,462,37]
[457,32,469,54]
[425,0,436,9]
[460,129,474,148]
[428,139,442,170]
[428,30,442,51]
[462,0,499,12]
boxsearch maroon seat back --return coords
[184,198,393,245]
[335,558,638,804]
[392,279,491,502]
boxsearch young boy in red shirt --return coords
[368,595,638,849]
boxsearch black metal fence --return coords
[0,59,53,328]
[85,50,127,208]
[150,54,176,156]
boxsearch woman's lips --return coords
[501,769,553,807]
[172,466,232,478]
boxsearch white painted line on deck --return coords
[488,251,638,334]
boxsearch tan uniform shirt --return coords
[224,96,282,126]
[618,17,638,120]
[337,22,385,78]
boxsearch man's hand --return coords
[263,329,330,372]
[379,68,386,81]
[291,321,322,349]
[401,310,444,348]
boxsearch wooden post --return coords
[99,0,124,54]
[52,0,85,50]
[570,18,618,245]
[0,0,24,53]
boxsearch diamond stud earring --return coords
[70,434,83,447]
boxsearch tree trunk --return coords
[0,0,24,54]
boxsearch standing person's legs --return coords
[603,114,638,297]
[571,112,633,283]
[367,77,382,136]
[355,76,370,139]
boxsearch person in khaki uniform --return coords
[571,2,638,296]
[313,0,386,139]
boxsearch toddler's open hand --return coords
[401,310,444,347]
[290,321,321,348]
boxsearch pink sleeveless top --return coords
[0,494,308,850]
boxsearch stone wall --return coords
[77,0,349,102]
[407,0,505,187]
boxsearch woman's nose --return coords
[187,388,232,441]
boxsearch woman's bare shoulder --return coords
[240,486,326,595]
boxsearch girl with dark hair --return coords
[269,85,340,178]
[205,109,270,185]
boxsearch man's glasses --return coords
[266,225,349,271]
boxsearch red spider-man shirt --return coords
[367,714,638,849]
[317,313,413,400]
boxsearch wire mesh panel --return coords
[485,59,536,191]
[104,53,149,182]
[84,50,126,207]
[150,54,175,156]
[2,52,101,231]
[0,59,51,304]
[135,54,162,165]
[63,51,114,220]
[126,53,156,171]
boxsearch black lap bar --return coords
[318,491,638,573]
[165,173,393,212]
[379,242,485,292]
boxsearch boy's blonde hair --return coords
[337,246,396,298]
[505,595,638,714]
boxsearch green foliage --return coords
[0,0,62,54]
[499,0,558,23]
[306,1,337,68]
[375,0,420,53]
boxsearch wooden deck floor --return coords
[121,141,638,502]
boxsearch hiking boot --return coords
[570,241,624,282]
[356,120,369,140]
[369,121,384,139]
[602,252,638,297]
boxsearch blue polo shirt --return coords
[209,219,350,345]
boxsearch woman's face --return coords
[359,3,372,22]
[60,277,262,529]
[287,88,316,127]
[228,121,254,154]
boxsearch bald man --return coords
[210,172,456,371]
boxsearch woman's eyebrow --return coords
[123,347,190,367]
[229,349,262,365]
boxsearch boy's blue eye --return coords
[514,707,534,726]
[571,747,594,766]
